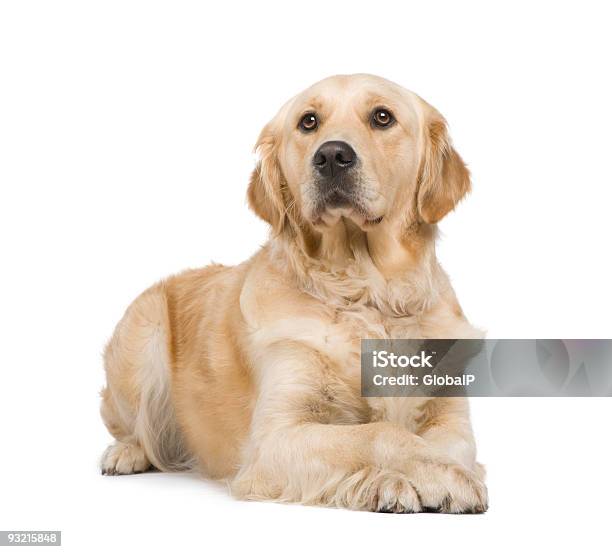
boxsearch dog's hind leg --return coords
[100,375,150,475]
[100,284,193,475]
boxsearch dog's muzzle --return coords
[312,140,359,209]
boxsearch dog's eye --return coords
[299,113,318,132]
[371,108,395,129]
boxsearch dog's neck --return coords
[270,217,441,317]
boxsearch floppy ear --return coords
[417,113,471,224]
[247,123,288,234]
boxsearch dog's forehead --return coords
[292,74,420,116]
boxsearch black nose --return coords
[313,141,357,178]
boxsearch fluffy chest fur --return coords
[241,240,470,429]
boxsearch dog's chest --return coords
[331,302,423,353]
[322,305,429,428]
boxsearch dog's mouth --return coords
[309,175,384,229]
[324,189,351,208]
[312,196,384,228]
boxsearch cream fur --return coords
[100,74,487,514]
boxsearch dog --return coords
[100,74,488,513]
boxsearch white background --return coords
[1,1,611,550]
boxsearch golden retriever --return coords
[100,74,487,513]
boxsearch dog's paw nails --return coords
[100,442,150,476]
[409,461,488,514]
[373,472,422,513]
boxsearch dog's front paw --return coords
[407,459,488,514]
[334,468,423,513]
[370,470,423,513]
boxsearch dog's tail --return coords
[101,285,196,473]
[134,347,196,472]
[133,291,196,472]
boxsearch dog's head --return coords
[248,74,470,241]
